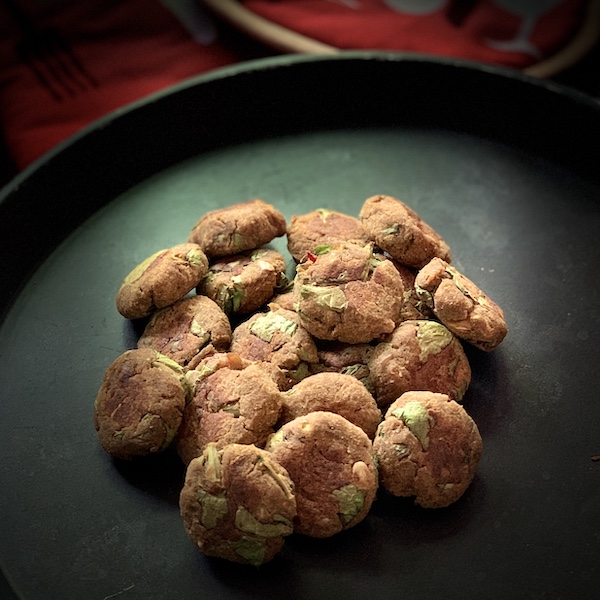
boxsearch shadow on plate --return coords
[461,344,513,437]
[112,445,186,507]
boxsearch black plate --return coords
[1,52,599,600]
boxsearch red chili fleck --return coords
[306,251,317,263]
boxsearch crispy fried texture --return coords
[179,443,296,566]
[373,391,482,508]
[137,295,231,369]
[230,305,319,390]
[292,242,404,344]
[198,248,287,316]
[360,195,451,269]
[188,199,286,258]
[176,363,282,465]
[267,411,377,538]
[415,257,508,351]
[116,243,208,319]
[94,348,187,459]
[368,319,471,408]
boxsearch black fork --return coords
[3,0,98,101]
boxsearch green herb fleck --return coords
[196,489,228,529]
[217,279,245,314]
[221,401,241,417]
[153,353,185,376]
[316,208,333,222]
[251,249,268,261]
[288,362,309,383]
[276,271,292,292]
[414,283,434,307]
[313,244,332,255]
[415,320,453,362]
[189,317,209,342]
[391,401,432,450]
[195,364,215,380]
[381,223,400,236]
[249,313,297,342]
[333,484,366,525]
[235,507,293,538]
[232,232,245,249]
[229,536,268,566]
[186,248,206,267]
[300,284,348,312]
[341,364,362,377]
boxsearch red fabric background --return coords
[0,0,588,171]
[243,0,585,66]
[0,0,243,169]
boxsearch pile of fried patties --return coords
[94,194,507,567]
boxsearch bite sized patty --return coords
[266,411,378,538]
[176,362,283,465]
[188,199,286,258]
[137,295,231,370]
[360,195,450,269]
[292,242,404,344]
[286,208,368,263]
[373,391,482,508]
[198,248,287,316]
[229,305,319,389]
[116,243,208,319]
[368,319,471,408]
[415,257,508,351]
[280,372,382,439]
[179,443,296,566]
[94,348,189,459]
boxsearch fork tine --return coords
[51,31,99,89]
[17,42,66,101]
[17,28,98,101]
[5,0,98,101]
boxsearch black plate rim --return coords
[2,49,600,199]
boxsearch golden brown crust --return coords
[373,391,482,508]
[292,242,404,344]
[198,248,287,316]
[368,319,471,408]
[286,208,368,263]
[176,363,283,465]
[229,305,319,389]
[359,195,451,269]
[93,348,187,459]
[187,199,287,258]
[116,243,209,319]
[280,372,382,439]
[137,295,231,369]
[179,443,296,566]
[266,411,378,538]
[414,257,508,351]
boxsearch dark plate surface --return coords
[1,52,599,600]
